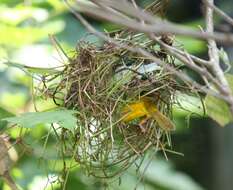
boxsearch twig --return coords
[204,0,233,26]
[130,0,138,9]
[151,36,211,67]
[2,172,19,190]
[150,35,223,90]
[67,0,233,113]
[73,0,233,44]
[65,2,228,101]
[205,0,233,114]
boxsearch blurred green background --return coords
[0,0,233,190]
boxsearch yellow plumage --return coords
[122,97,175,131]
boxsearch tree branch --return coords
[65,0,233,115]
[72,0,233,44]
[204,0,233,114]
[65,2,228,101]
[204,0,233,27]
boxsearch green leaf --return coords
[3,61,61,75]
[205,74,233,126]
[218,47,231,73]
[205,95,233,126]
[2,109,77,130]
[0,107,15,129]
[173,93,204,116]
[0,107,14,119]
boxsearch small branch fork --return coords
[204,0,233,113]
[65,0,233,115]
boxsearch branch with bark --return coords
[65,0,233,116]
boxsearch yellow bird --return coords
[122,97,175,131]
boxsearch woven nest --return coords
[37,30,183,178]
[35,0,184,179]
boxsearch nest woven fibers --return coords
[38,34,186,178]
[36,1,192,179]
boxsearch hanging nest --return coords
[38,32,183,178]
[36,1,188,179]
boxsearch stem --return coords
[205,0,233,114]
[3,172,19,190]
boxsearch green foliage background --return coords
[1,0,233,190]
